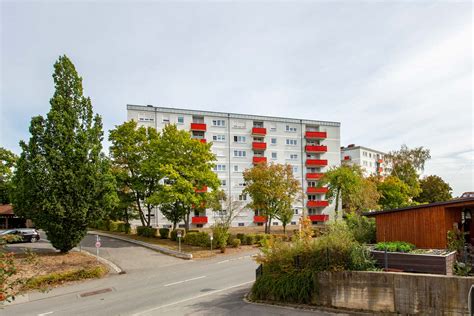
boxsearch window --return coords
[213,164,226,172]
[293,166,298,173]
[370,162,373,167]
[162,115,170,123]
[271,138,277,145]
[290,154,298,160]
[271,152,277,159]
[212,119,226,127]
[220,179,227,186]
[233,136,246,143]
[273,222,279,226]
[234,165,239,172]
[286,139,297,146]
[232,120,246,129]
[196,224,203,228]
[239,194,247,201]
[363,161,368,166]
[212,135,226,142]
[269,123,277,132]
[238,223,245,227]
[369,153,372,158]
[363,151,368,157]
[285,125,297,132]
[138,115,154,122]
[291,221,297,225]
[233,150,246,157]
[294,209,299,215]
[177,116,184,124]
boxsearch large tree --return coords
[345,177,381,213]
[12,55,117,253]
[109,121,162,227]
[415,175,452,204]
[0,147,17,204]
[243,163,301,234]
[376,176,412,210]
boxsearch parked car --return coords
[0,228,40,243]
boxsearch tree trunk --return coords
[146,204,152,227]
[184,211,190,232]
[267,216,272,234]
[135,193,146,226]
[283,224,286,234]
[172,222,177,230]
[335,188,340,220]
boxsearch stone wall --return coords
[313,271,474,315]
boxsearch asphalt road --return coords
[2,235,344,316]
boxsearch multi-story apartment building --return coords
[341,144,390,177]
[127,104,341,228]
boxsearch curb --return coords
[87,231,193,260]
[78,249,124,274]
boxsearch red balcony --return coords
[307,200,329,208]
[195,186,208,193]
[252,127,267,136]
[306,159,328,166]
[378,159,383,163]
[307,187,329,194]
[253,156,267,164]
[305,145,327,153]
[343,156,351,160]
[192,216,208,224]
[190,123,207,131]
[200,139,207,143]
[305,131,327,139]
[308,214,329,222]
[253,215,267,223]
[252,142,267,150]
[378,167,383,173]
[306,173,324,180]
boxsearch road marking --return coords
[216,259,229,264]
[133,280,254,315]
[163,275,206,287]
[37,312,54,316]
[217,255,252,264]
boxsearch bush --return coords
[255,234,266,243]
[345,213,376,244]
[374,241,415,253]
[117,222,131,234]
[187,230,199,233]
[232,238,241,248]
[236,233,245,243]
[136,226,157,238]
[245,234,257,245]
[23,266,107,290]
[226,234,236,245]
[212,225,229,249]
[183,232,210,247]
[97,220,110,231]
[271,234,288,242]
[159,228,170,239]
[108,221,121,232]
[170,229,185,241]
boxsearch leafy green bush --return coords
[345,213,376,244]
[117,222,131,234]
[255,233,266,243]
[108,221,122,232]
[136,226,157,238]
[236,233,245,243]
[97,220,110,231]
[23,266,107,290]
[183,232,210,247]
[159,228,170,239]
[232,238,241,248]
[454,261,471,276]
[212,225,229,249]
[245,234,257,245]
[170,229,185,241]
[374,241,415,253]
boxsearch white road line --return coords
[37,312,54,316]
[133,280,254,315]
[216,259,230,264]
[163,275,206,287]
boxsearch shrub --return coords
[454,261,471,276]
[374,241,415,253]
[23,266,107,290]
[117,222,131,234]
[212,225,229,249]
[226,234,236,245]
[183,232,210,247]
[136,226,157,238]
[236,233,245,243]
[170,229,185,241]
[232,238,241,248]
[108,221,121,232]
[255,234,266,243]
[345,213,376,244]
[245,234,257,245]
[187,230,199,233]
[271,234,288,242]
[97,220,110,231]
[159,228,170,239]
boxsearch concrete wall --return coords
[313,271,474,315]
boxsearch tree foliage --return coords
[415,175,452,203]
[12,55,117,253]
[0,147,17,204]
[376,176,412,210]
[243,163,301,233]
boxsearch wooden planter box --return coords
[370,250,456,276]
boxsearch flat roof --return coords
[127,104,341,127]
[341,145,387,155]
[363,197,474,216]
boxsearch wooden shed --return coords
[364,197,474,249]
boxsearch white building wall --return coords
[341,146,390,177]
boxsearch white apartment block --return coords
[341,144,390,177]
[127,104,341,228]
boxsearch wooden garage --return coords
[364,197,474,249]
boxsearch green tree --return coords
[0,147,17,204]
[12,55,117,253]
[276,202,294,234]
[344,177,381,213]
[376,176,411,210]
[319,165,364,219]
[415,175,452,203]
[148,124,220,231]
[243,163,301,234]
[109,121,162,226]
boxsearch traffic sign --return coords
[95,241,101,248]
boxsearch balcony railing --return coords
[253,215,267,223]
[192,216,208,224]
[253,156,267,164]
[305,131,327,139]
[190,123,207,131]
[308,214,329,222]
[305,145,327,153]
[306,159,328,166]
[307,187,329,194]
[252,142,267,150]
[306,173,324,180]
[307,200,329,208]
[252,127,267,136]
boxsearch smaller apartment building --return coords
[127,105,341,228]
[341,145,390,177]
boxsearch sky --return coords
[1,0,472,196]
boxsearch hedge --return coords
[183,232,210,247]
[136,226,157,238]
[159,228,170,239]
[170,229,185,241]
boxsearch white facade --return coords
[127,104,341,228]
[341,145,390,177]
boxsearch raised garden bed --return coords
[370,249,456,276]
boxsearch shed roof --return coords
[363,197,474,217]
[0,204,14,215]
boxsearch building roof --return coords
[363,197,474,217]
[127,104,341,127]
[0,204,14,215]
[341,145,386,155]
